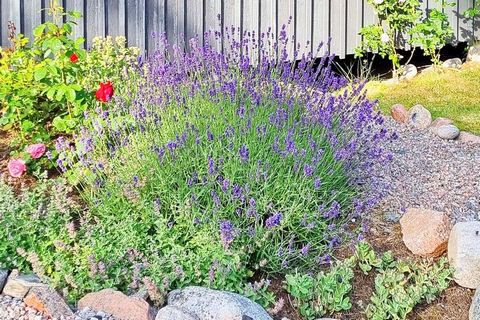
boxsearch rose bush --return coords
[0,3,139,167]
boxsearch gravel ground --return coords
[374,118,480,223]
[0,295,116,320]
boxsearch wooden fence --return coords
[0,0,478,58]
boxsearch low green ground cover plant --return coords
[285,257,356,319]
[285,242,452,319]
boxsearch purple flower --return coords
[211,190,221,207]
[303,164,314,177]
[207,130,214,141]
[219,220,235,247]
[265,212,283,228]
[314,177,322,189]
[208,157,216,175]
[300,243,311,256]
[221,178,230,192]
[239,144,250,163]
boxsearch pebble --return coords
[401,64,418,80]
[442,58,462,69]
[435,124,460,140]
[408,104,432,129]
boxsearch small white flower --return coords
[374,0,384,4]
[381,33,390,43]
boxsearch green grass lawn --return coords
[366,62,480,134]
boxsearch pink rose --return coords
[26,143,46,159]
[7,159,27,178]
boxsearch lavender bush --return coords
[18,26,392,301]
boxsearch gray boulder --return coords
[167,286,272,320]
[448,222,480,288]
[400,64,417,80]
[2,274,45,299]
[467,44,480,63]
[155,306,199,320]
[0,270,8,293]
[435,125,460,140]
[442,58,462,69]
[471,288,480,320]
[408,104,432,129]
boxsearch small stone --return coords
[167,286,272,320]
[155,306,199,320]
[384,211,401,223]
[442,58,462,69]
[457,131,480,144]
[470,287,480,320]
[24,286,74,318]
[467,43,480,62]
[400,208,452,257]
[400,64,417,80]
[422,65,435,74]
[390,104,409,123]
[435,125,460,140]
[2,274,44,299]
[408,104,432,129]
[448,221,480,289]
[0,269,9,293]
[78,289,154,320]
[430,117,454,129]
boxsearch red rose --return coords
[95,81,114,103]
[70,53,79,63]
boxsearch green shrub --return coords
[356,0,455,73]
[0,3,139,148]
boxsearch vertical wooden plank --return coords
[23,0,42,42]
[1,0,10,47]
[224,0,241,56]
[64,0,85,42]
[204,0,222,50]
[444,0,458,43]
[296,0,313,57]
[277,0,295,60]
[313,0,330,56]
[363,0,378,27]
[458,0,474,42]
[1,0,21,47]
[475,0,480,39]
[146,0,165,53]
[85,0,105,48]
[186,0,203,47]
[126,0,146,52]
[346,0,362,55]
[260,0,277,59]
[243,0,260,62]
[330,0,346,58]
[166,0,185,49]
[106,0,126,37]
